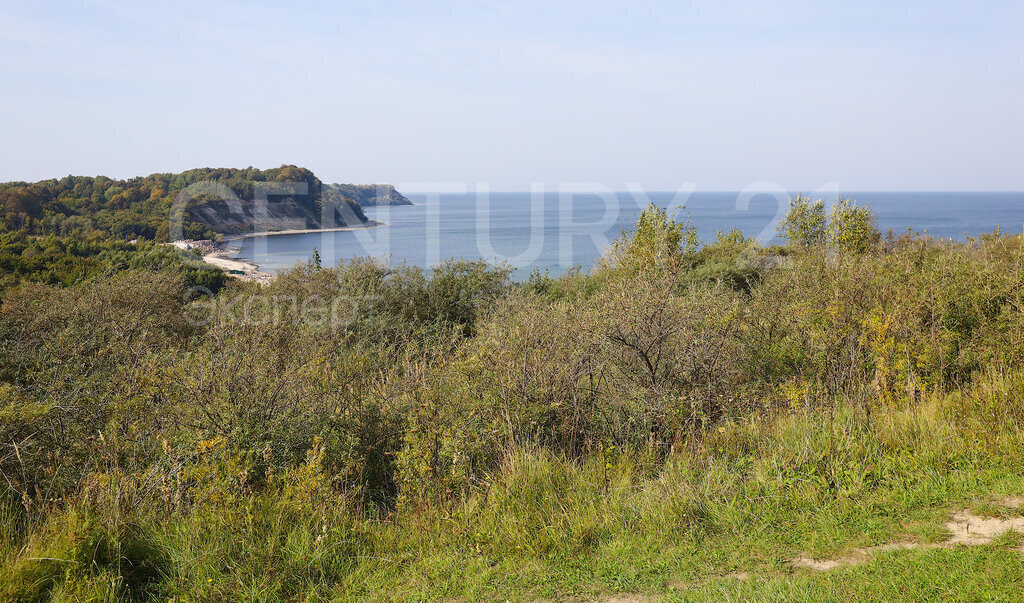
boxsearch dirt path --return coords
[792,496,1024,571]
[585,496,1024,602]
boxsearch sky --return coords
[0,0,1022,191]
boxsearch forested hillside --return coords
[0,165,369,241]
[0,165,383,292]
[0,232,226,294]
[326,183,412,206]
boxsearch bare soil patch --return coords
[791,499,1024,572]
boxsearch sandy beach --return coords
[222,220,384,241]
[201,251,273,284]
[170,221,385,283]
[170,239,273,284]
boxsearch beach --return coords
[201,249,273,283]
[222,220,384,241]
[169,222,385,283]
[170,239,273,283]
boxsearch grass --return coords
[6,212,1024,600]
[3,390,1024,600]
[677,545,1024,601]
[326,395,1024,600]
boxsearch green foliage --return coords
[3,206,1024,600]
[427,258,512,336]
[779,194,881,254]
[829,197,881,253]
[0,231,225,294]
[601,204,698,274]
[778,193,827,248]
[0,165,370,241]
[325,183,412,206]
[1,508,168,601]
[684,228,769,293]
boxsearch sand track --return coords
[573,497,1024,601]
[792,497,1024,571]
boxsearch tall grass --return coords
[5,382,1021,600]
[4,206,1024,599]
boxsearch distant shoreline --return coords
[179,220,386,283]
[222,220,385,241]
[201,251,273,284]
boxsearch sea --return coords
[232,191,1024,280]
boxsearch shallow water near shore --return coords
[231,191,1024,279]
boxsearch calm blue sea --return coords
[233,191,1024,279]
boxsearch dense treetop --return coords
[325,183,412,206]
[0,165,371,241]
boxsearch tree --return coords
[602,204,698,274]
[778,194,826,248]
[828,197,880,254]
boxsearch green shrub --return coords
[828,197,880,253]
[778,194,826,248]
[5,206,1024,599]
[599,203,698,275]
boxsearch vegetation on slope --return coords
[325,183,412,206]
[0,166,371,241]
[2,199,1024,600]
[0,231,226,294]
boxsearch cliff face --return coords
[180,166,370,235]
[187,197,360,235]
[326,183,412,206]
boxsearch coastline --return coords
[201,250,273,284]
[169,239,272,284]
[222,220,384,241]
[172,220,386,284]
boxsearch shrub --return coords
[828,197,880,254]
[599,204,698,275]
[778,194,826,248]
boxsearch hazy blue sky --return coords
[1,1,1021,190]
